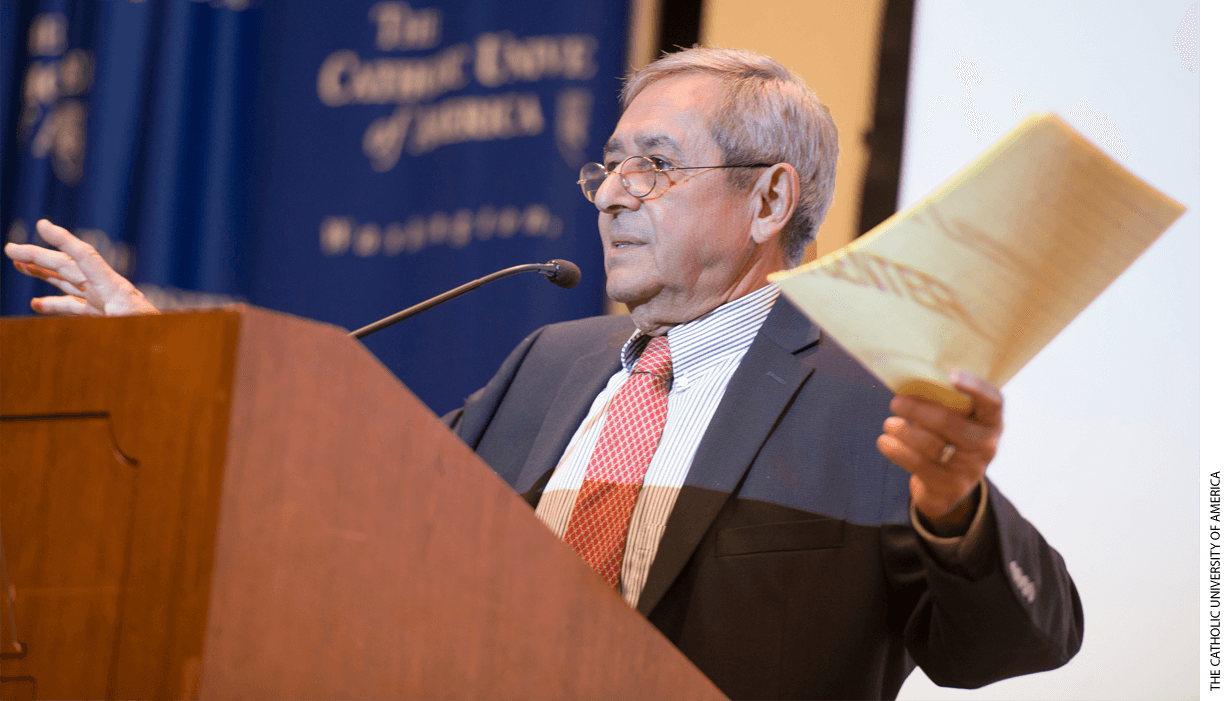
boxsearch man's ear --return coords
[749,163,799,245]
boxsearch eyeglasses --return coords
[577,156,774,203]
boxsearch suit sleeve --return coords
[882,479,1084,688]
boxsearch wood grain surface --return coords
[0,307,724,700]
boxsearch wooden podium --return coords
[0,307,724,700]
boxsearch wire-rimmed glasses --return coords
[577,156,774,203]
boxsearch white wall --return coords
[896,2,1200,699]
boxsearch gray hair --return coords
[621,47,839,267]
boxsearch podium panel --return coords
[0,308,724,700]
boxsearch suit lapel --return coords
[637,298,821,615]
[512,329,633,495]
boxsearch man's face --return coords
[595,73,758,332]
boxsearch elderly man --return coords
[8,47,1080,700]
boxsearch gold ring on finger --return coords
[938,442,957,465]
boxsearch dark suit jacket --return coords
[446,297,1082,700]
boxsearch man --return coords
[8,47,1080,700]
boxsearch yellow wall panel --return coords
[700,0,888,261]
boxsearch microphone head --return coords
[543,259,581,289]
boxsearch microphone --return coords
[349,259,582,339]
[544,259,581,289]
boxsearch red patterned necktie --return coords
[563,335,673,588]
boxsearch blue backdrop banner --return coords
[1,0,627,415]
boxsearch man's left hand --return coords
[4,219,157,316]
[876,369,1003,529]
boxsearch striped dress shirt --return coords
[535,283,780,607]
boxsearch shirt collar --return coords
[620,284,780,381]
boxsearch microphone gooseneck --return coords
[349,260,582,339]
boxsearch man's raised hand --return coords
[4,219,158,316]
[876,369,1004,530]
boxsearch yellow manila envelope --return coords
[768,113,1185,412]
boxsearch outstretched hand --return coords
[4,219,157,316]
[876,369,1004,529]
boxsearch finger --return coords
[31,294,99,316]
[33,218,81,249]
[889,393,999,451]
[43,274,89,297]
[7,241,77,275]
[879,426,981,478]
[882,416,949,463]
[876,434,980,509]
[4,241,48,265]
[35,219,118,288]
[7,243,89,291]
[14,260,60,282]
[878,427,979,479]
[12,260,86,291]
[33,219,152,314]
[948,369,1003,427]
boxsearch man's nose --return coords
[592,170,641,213]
